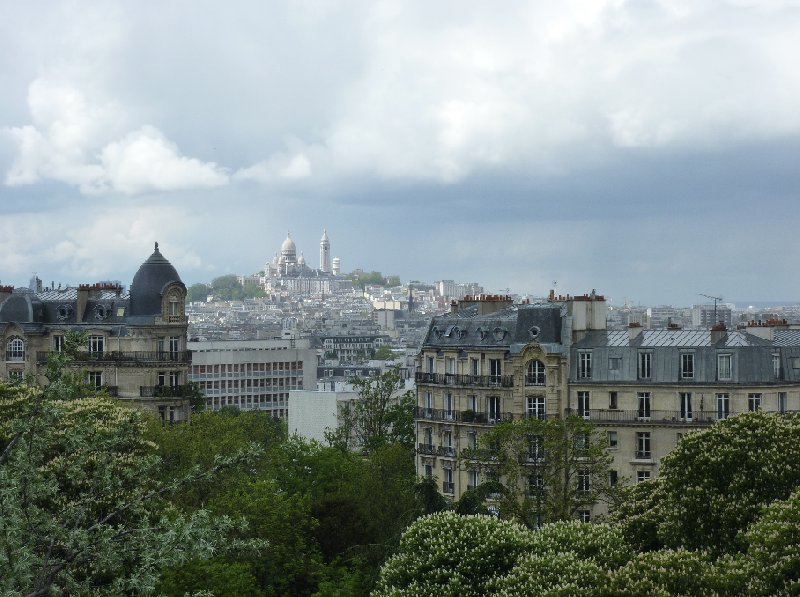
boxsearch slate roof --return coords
[575,329,776,348]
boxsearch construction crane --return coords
[699,293,724,326]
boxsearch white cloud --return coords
[3,78,228,194]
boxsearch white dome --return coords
[281,233,296,253]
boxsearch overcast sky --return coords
[1,0,799,306]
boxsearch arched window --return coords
[6,337,25,361]
[526,360,546,386]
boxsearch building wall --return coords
[188,338,317,417]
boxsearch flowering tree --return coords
[652,412,800,553]
[0,348,258,595]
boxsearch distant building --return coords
[188,338,317,417]
[692,304,733,329]
[262,231,344,295]
[0,243,192,422]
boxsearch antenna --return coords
[699,293,724,325]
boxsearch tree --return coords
[325,368,415,454]
[462,415,619,528]
[612,412,800,555]
[374,345,394,360]
[188,282,210,302]
[0,360,256,595]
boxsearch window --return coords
[608,357,621,371]
[88,335,104,354]
[488,396,501,422]
[87,371,103,389]
[427,356,434,373]
[470,358,479,377]
[526,395,546,420]
[443,393,454,419]
[423,463,432,478]
[578,351,592,379]
[681,353,694,379]
[442,466,454,494]
[424,392,433,416]
[169,371,180,387]
[637,392,651,420]
[467,395,477,412]
[718,354,732,381]
[169,336,180,359]
[577,391,590,419]
[525,360,546,385]
[607,431,618,449]
[446,357,455,375]
[578,510,591,523]
[679,392,693,421]
[170,297,180,316]
[423,427,433,447]
[8,370,23,381]
[793,358,800,370]
[748,393,762,412]
[442,430,452,449]
[528,435,544,460]
[638,352,652,379]
[467,431,478,449]
[577,470,590,493]
[636,432,651,459]
[489,359,502,383]
[53,335,65,352]
[774,354,782,378]
[609,470,618,487]
[575,432,589,455]
[637,470,651,483]
[528,473,545,495]
[716,393,730,420]
[468,469,480,489]
[779,392,788,414]
[6,337,25,361]
[609,391,618,410]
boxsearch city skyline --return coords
[1,1,799,305]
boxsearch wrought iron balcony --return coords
[437,446,456,458]
[414,406,514,425]
[37,350,191,365]
[417,443,437,455]
[442,481,455,494]
[415,372,514,388]
[565,408,718,425]
[140,384,194,398]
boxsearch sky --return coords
[1,0,799,306]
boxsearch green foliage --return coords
[606,479,663,551]
[188,282,210,302]
[346,270,393,289]
[467,416,619,527]
[375,512,536,596]
[326,368,415,454]
[610,548,717,596]
[192,274,266,301]
[0,372,252,596]
[488,551,612,596]
[374,345,394,360]
[620,412,800,554]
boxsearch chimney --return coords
[77,284,91,321]
[628,322,643,343]
[710,322,727,344]
[0,285,13,302]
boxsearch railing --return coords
[415,372,514,388]
[5,352,25,361]
[37,351,192,364]
[635,451,652,460]
[140,384,195,398]
[437,446,456,458]
[466,483,479,491]
[461,448,494,461]
[442,482,455,494]
[417,443,437,455]
[524,376,546,386]
[415,406,515,425]
[104,385,119,397]
[566,409,719,425]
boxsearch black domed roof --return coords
[0,291,42,323]
[129,243,183,317]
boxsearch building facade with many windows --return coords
[0,243,191,421]
[188,338,317,417]
[415,292,800,519]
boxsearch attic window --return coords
[117,307,126,317]
[529,326,541,339]
[493,328,507,341]
[57,305,72,320]
[477,327,489,341]
[95,304,111,319]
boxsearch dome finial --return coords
[155,241,159,252]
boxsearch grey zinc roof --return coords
[422,303,563,349]
[577,329,774,348]
[774,330,800,346]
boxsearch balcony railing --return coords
[140,384,195,398]
[37,350,191,364]
[415,372,514,388]
[635,450,652,460]
[437,446,456,458]
[417,443,437,455]
[415,406,515,425]
[566,408,718,425]
[442,481,455,494]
